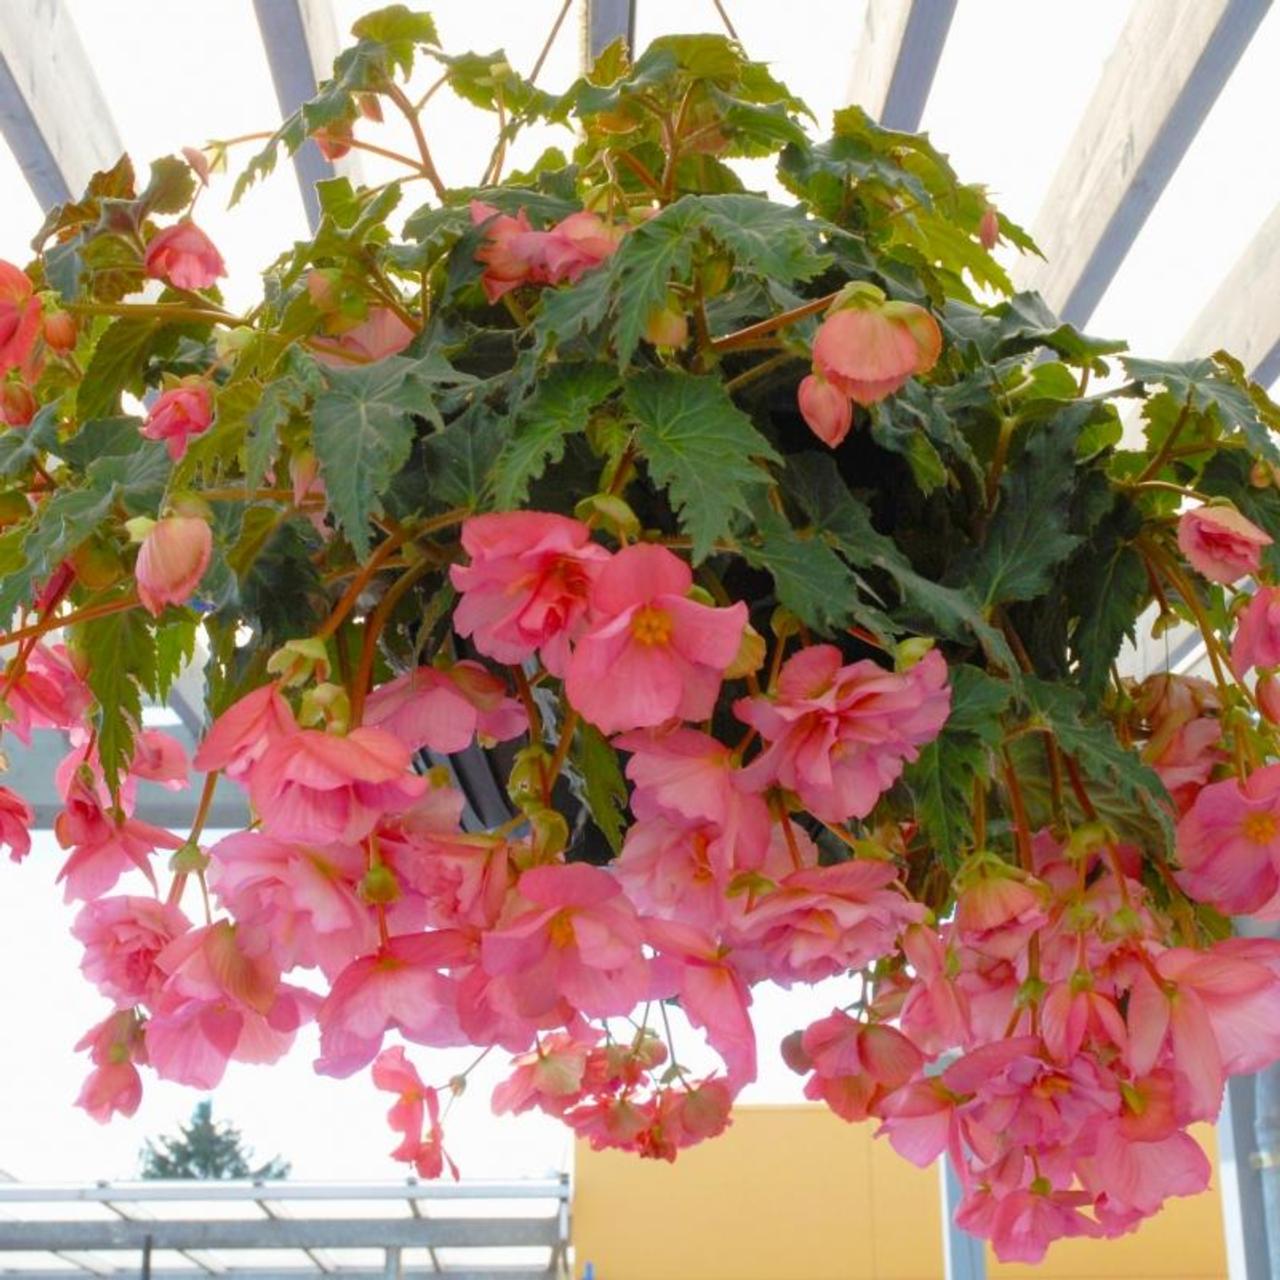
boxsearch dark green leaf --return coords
[0,406,59,479]
[572,722,629,855]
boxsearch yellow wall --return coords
[572,1105,1226,1280]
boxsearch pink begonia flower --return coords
[731,861,924,984]
[636,1078,734,1161]
[129,730,190,790]
[1144,716,1223,814]
[812,298,941,406]
[615,815,738,932]
[449,511,609,674]
[1039,980,1127,1064]
[2,642,91,744]
[735,646,950,823]
[144,221,226,290]
[952,869,1048,961]
[480,863,649,1020]
[875,1075,964,1168]
[647,919,756,1089]
[1260,672,1280,724]
[247,726,427,844]
[1175,764,1280,916]
[135,515,212,616]
[316,931,472,1077]
[491,1030,598,1117]
[364,661,526,755]
[372,1045,459,1179]
[797,373,853,447]
[311,307,415,367]
[1232,584,1280,673]
[564,1094,652,1153]
[1078,1123,1210,1217]
[471,201,545,302]
[55,773,182,901]
[616,725,771,866]
[1177,504,1271,584]
[73,896,192,1006]
[0,785,33,862]
[797,1011,922,1122]
[141,381,213,461]
[206,831,377,977]
[565,543,747,734]
[541,210,621,283]
[896,924,970,1055]
[146,922,316,1089]
[955,1187,1101,1265]
[0,260,41,374]
[75,1010,146,1123]
[193,681,297,781]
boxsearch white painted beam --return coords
[846,0,957,131]
[583,0,635,65]
[0,0,123,210]
[1014,0,1270,328]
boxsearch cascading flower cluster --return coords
[4,6,1280,1266]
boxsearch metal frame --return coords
[583,0,636,65]
[847,0,956,131]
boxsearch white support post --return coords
[1013,0,1270,327]
[845,0,956,131]
[0,0,123,210]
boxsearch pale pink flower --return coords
[812,298,941,406]
[135,515,211,615]
[311,307,415,367]
[797,1011,922,1122]
[144,222,226,290]
[1175,764,1280,916]
[449,511,608,675]
[364,661,526,754]
[0,260,41,374]
[797,373,853,447]
[193,681,297,780]
[74,1010,146,1123]
[480,863,649,1020]
[141,381,213,461]
[316,932,472,1077]
[897,924,971,1054]
[491,1030,597,1117]
[615,815,737,933]
[953,869,1048,961]
[637,1078,734,1161]
[129,730,190,790]
[956,1186,1100,1264]
[1177,505,1271,584]
[248,726,427,844]
[2,642,91,744]
[565,543,746,734]
[73,896,191,1006]
[735,646,950,822]
[371,1045,458,1179]
[471,200,546,302]
[1078,1123,1210,1216]
[1232,584,1280,673]
[0,785,33,862]
[542,210,621,283]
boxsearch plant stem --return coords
[350,558,435,723]
[66,301,241,326]
[384,84,447,200]
[1133,397,1193,484]
[542,708,580,803]
[529,0,574,84]
[316,527,413,639]
[0,593,140,648]
[709,292,837,354]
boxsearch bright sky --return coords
[2,0,1280,1185]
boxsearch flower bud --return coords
[267,637,331,688]
[797,373,853,447]
[725,623,766,680]
[643,298,689,348]
[978,206,999,251]
[359,863,401,905]
[71,535,124,592]
[357,93,383,123]
[182,146,211,185]
[0,382,35,427]
[1258,672,1280,725]
[144,221,226,291]
[134,515,212,616]
[42,311,77,352]
[312,118,354,161]
[298,682,350,732]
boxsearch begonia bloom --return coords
[144,222,226,290]
[141,381,213,461]
[1177,505,1271,584]
[0,260,41,374]
[193,681,297,780]
[0,785,33,862]
[135,516,212,616]
[797,373,853,447]
[1232,584,1280,673]
[73,896,192,1005]
[812,295,941,406]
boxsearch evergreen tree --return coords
[140,1101,290,1180]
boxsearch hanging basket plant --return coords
[4,5,1280,1263]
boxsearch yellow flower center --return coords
[548,910,576,948]
[631,604,674,647]
[1242,811,1278,844]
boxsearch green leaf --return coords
[963,411,1081,607]
[421,403,504,509]
[494,363,619,507]
[310,355,442,555]
[624,370,779,561]
[155,614,198,701]
[0,405,59,479]
[58,416,144,469]
[946,664,1015,745]
[140,156,196,215]
[70,607,156,798]
[696,194,831,283]
[610,201,699,366]
[572,722,629,855]
[1068,531,1147,706]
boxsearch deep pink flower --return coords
[471,201,545,302]
[135,516,211,616]
[798,1011,922,1122]
[1175,764,1280,916]
[0,260,41,374]
[73,896,191,1006]
[0,785,33,862]
[141,381,213,461]
[316,932,472,1076]
[311,308,415,367]
[953,868,1048,961]
[129,730,190,790]
[2,642,91,744]
[797,373,853,447]
[956,1186,1100,1264]
[193,681,297,781]
[565,544,747,734]
[481,863,648,1020]
[248,726,427,844]
[812,297,941,406]
[371,1045,458,1179]
[144,222,226,290]
[1177,505,1271,584]
[364,662,526,754]
[206,831,376,977]
[735,646,950,822]
[449,512,609,674]
[542,210,621,283]
[1232,584,1280,673]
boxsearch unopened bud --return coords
[978,206,999,251]
[893,636,935,671]
[1258,672,1280,725]
[359,863,401,905]
[298,682,350,732]
[642,298,689,349]
[0,383,35,427]
[170,840,210,875]
[725,623,765,680]
[214,326,255,361]
[574,492,640,538]
[0,491,31,527]
[42,311,77,353]
[71,536,124,591]
[528,808,569,859]
[267,637,331,687]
